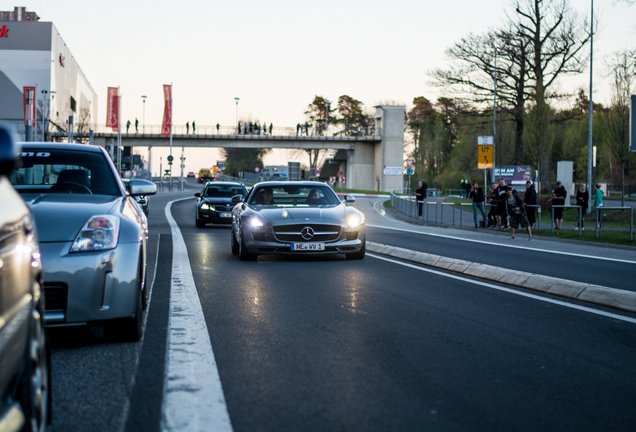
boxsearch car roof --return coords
[253,181,328,187]
[18,142,107,154]
[204,181,245,186]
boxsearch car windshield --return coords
[249,185,339,206]
[10,148,121,196]
[204,184,247,198]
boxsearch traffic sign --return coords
[406,167,414,175]
[405,158,414,167]
[478,136,493,145]
[336,171,343,176]
[478,145,494,169]
[255,167,260,172]
[167,155,174,162]
[315,169,321,175]
[339,176,345,184]
[329,176,336,184]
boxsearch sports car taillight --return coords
[70,215,120,252]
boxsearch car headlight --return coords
[201,203,215,211]
[247,216,264,228]
[347,214,362,228]
[70,215,120,252]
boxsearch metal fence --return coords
[595,206,634,240]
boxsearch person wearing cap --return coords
[548,181,567,229]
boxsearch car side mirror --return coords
[344,195,356,203]
[0,126,20,176]
[194,192,201,197]
[129,179,157,196]
[231,194,243,204]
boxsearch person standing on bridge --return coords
[186,121,190,134]
[192,121,196,134]
[296,123,300,136]
[305,122,310,136]
[126,119,131,134]
[217,123,221,134]
[135,118,139,133]
[269,123,273,135]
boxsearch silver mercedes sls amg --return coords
[230,182,366,260]
[10,143,157,341]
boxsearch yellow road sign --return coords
[478,145,493,169]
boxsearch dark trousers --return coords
[526,207,536,226]
[417,200,424,216]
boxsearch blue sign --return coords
[406,167,414,175]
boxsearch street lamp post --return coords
[493,50,509,182]
[40,89,48,141]
[324,99,330,137]
[587,0,594,213]
[141,95,147,134]
[234,97,240,134]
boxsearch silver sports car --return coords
[230,182,365,260]
[10,143,157,341]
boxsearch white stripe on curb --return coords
[161,199,233,432]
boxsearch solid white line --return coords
[161,199,233,432]
[368,253,636,325]
[366,221,636,264]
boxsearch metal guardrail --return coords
[440,202,455,225]
[425,202,438,223]
[444,189,464,197]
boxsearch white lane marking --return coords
[368,253,636,325]
[162,199,233,432]
[366,201,636,264]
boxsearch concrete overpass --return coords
[54,105,406,191]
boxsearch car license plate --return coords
[291,243,325,251]
[220,212,231,218]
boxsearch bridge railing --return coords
[47,123,382,138]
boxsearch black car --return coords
[195,181,248,227]
[0,127,51,432]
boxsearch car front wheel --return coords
[346,238,366,260]
[20,281,51,432]
[231,227,239,255]
[238,228,257,261]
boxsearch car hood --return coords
[202,197,234,207]
[255,205,346,224]
[22,194,122,242]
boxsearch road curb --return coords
[367,241,636,315]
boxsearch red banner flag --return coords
[106,87,119,132]
[23,86,36,127]
[161,84,172,136]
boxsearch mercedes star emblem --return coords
[301,226,315,240]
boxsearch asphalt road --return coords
[45,181,636,432]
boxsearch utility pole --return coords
[587,0,594,213]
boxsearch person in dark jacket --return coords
[523,181,537,229]
[469,182,487,228]
[505,186,532,240]
[575,183,589,228]
[492,178,509,229]
[486,182,497,227]
[415,180,427,216]
[548,180,567,229]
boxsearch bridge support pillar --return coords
[347,105,405,192]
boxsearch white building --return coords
[0,6,97,140]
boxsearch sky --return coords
[21,0,636,175]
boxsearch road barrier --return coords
[440,202,455,225]
[459,203,473,226]
[426,201,438,224]
[444,189,464,197]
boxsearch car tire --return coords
[19,281,51,432]
[231,227,239,255]
[196,214,205,228]
[105,289,143,342]
[238,229,257,261]
[346,238,366,260]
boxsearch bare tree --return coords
[602,49,636,206]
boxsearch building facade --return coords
[0,7,97,140]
